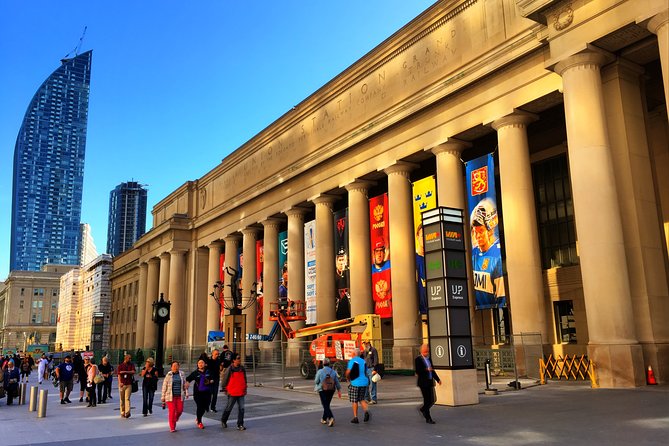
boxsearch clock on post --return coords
[152,293,171,323]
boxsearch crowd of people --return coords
[2,341,444,431]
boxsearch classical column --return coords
[345,181,374,316]
[430,141,480,407]
[223,235,241,310]
[207,242,223,333]
[648,12,669,118]
[286,208,308,328]
[555,51,643,387]
[144,258,160,348]
[492,112,548,343]
[192,246,210,346]
[241,228,260,336]
[166,250,187,348]
[261,219,281,340]
[158,252,171,301]
[313,195,337,324]
[384,162,420,369]
[135,262,148,349]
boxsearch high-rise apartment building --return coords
[107,182,147,256]
[10,51,93,271]
[79,223,99,266]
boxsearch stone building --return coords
[0,265,77,352]
[111,0,669,387]
[55,255,112,352]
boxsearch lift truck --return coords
[268,300,383,380]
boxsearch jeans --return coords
[365,368,377,402]
[119,384,132,415]
[142,385,156,415]
[221,395,245,426]
[319,390,335,420]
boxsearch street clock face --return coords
[158,307,169,318]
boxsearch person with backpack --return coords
[220,353,248,431]
[345,348,370,424]
[314,358,342,427]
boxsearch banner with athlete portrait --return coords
[334,208,351,319]
[465,153,506,309]
[369,193,392,318]
[256,240,264,329]
[412,176,437,315]
[304,219,317,324]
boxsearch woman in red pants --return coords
[161,361,188,432]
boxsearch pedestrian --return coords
[220,353,248,431]
[363,340,379,404]
[85,357,98,407]
[186,359,214,429]
[97,356,113,403]
[345,348,370,424]
[55,355,75,404]
[20,356,31,383]
[117,353,136,418]
[161,361,188,433]
[314,357,342,427]
[37,354,48,384]
[73,352,86,402]
[415,343,441,424]
[140,358,159,416]
[207,349,223,412]
[3,359,20,405]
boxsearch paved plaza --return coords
[1,374,667,446]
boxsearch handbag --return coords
[94,373,104,385]
[131,377,139,393]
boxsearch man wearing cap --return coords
[372,239,390,272]
[363,340,379,404]
[56,355,75,404]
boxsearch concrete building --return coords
[55,254,112,352]
[111,0,669,387]
[79,223,99,266]
[0,265,77,352]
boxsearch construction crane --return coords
[62,26,87,60]
[268,300,383,380]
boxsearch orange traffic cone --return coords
[646,365,658,385]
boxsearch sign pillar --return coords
[423,207,479,406]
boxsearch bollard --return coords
[29,386,39,412]
[484,359,498,395]
[37,389,48,418]
[18,382,27,405]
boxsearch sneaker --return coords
[328,418,335,427]
[237,425,246,431]
[125,412,131,418]
[64,397,72,403]
[61,400,66,405]
[321,419,327,424]
[364,411,370,422]
[143,414,148,417]
[80,397,84,402]
[170,429,176,433]
[350,417,359,424]
[370,400,377,404]
[221,421,227,429]
[198,422,204,429]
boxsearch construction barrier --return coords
[539,354,598,388]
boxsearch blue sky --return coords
[0,1,435,278]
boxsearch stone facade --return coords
[111,0,669,387]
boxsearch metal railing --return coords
[539,354,598,387]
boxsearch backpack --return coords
[349,361,360,381]
[322,371,335,391]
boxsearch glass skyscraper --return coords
[10,51,92,271]
[107,181,147,257]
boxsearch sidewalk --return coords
[1,376,667,445]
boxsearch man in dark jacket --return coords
[415,343,441,424]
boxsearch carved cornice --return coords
[515,0,560,24]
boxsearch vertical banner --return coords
[304,220,317,324]
[334,208,351,319]
[219,253,226,329]
[238,246,243,297]
[256,240,264,329]
[466,153,506,309]
[412,176,437,315]
[278,230,288,301]
[369,193,392,318]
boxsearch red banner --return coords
[369,193,392,318]
[256,240,264,329]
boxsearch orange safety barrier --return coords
[539,354,598,388]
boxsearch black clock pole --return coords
[156,319,165,376]
[153,293,170,377]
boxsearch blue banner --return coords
[465,154,506,309]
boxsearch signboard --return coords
[247,333,270,341]
[315,347,326,361]
[422,207,474,370]
[343,340,356,359]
